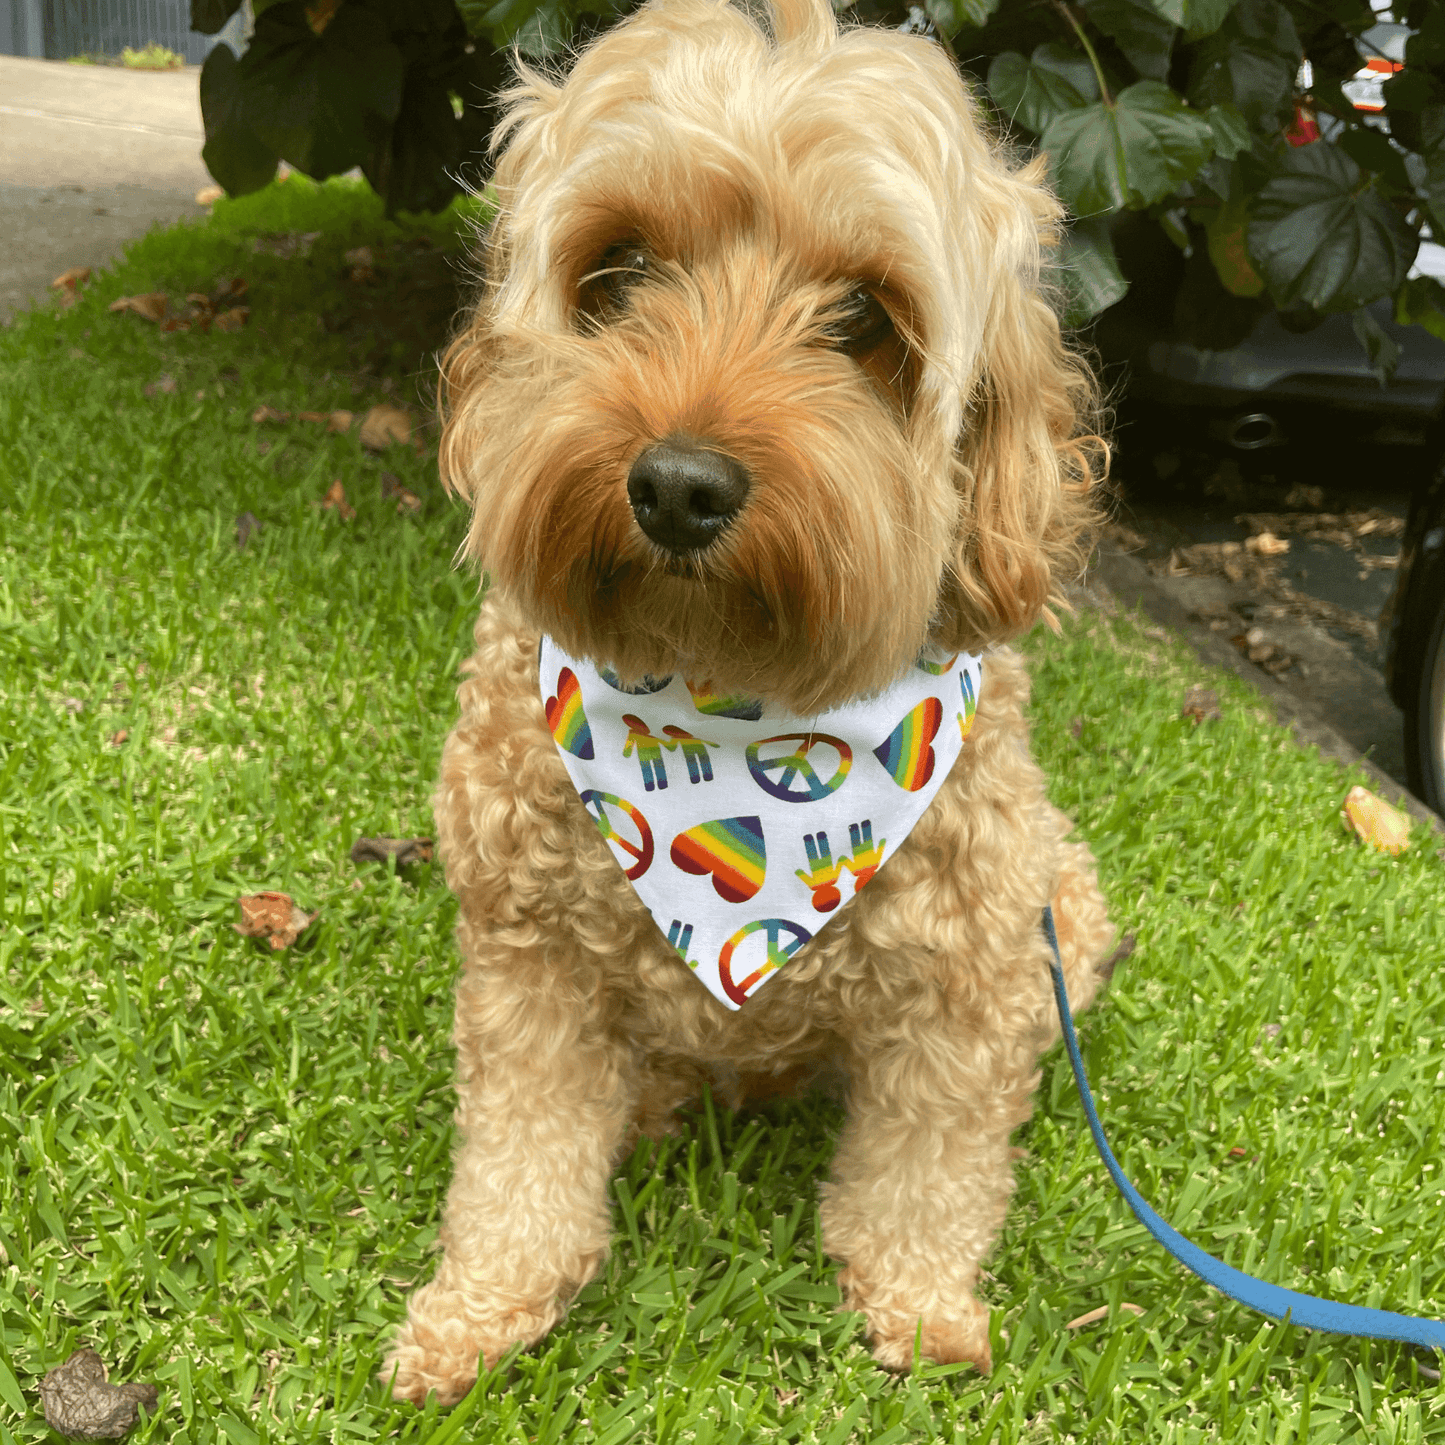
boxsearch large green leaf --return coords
[1143,0,1233,39]
[1031,40,1101,101]
[235,2,405,179]
[1186,0,1301,129]
[1423,151,1445,238]
[363,0,492,209]
[986,50,1089,135]
[1337,126,1411,192]
[1406,3,1445,68]
[1204,102,1250,159]
[1395,274,1445,344]
[199,44,279,197]
[1417,104,1445,236]
[513,0,571,55]
[1056,216,1130,326]
[1247,142,1418,313]
[1181,0,1233,41]
[930,0,1000,31]
[1205,193,1265,295]
[1083,0,1175,80]
[365,76,470,213]
[190,0,242,36]
[1041,81,1215,217]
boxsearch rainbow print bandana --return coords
[540,636,982,1010]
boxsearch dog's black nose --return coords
[626,441,750,553]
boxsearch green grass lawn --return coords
[1,176,1443,1445]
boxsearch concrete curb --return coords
[1089,545,1445,836]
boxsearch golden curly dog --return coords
[387,0,1115,1404]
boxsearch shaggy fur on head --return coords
[387,0,1114,1406]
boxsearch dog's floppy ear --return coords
[436,296,496,505]
[436,50,572,505]
[934,158,1107,653]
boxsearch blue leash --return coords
[1042,906,1445,1353]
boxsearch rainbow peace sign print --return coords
[579,789,653,880]
[745,733,853,802]
[717,918,813,1006]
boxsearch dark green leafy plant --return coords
[193,0,513,214]
[960,0,1445,362]
[191,0,1445,363]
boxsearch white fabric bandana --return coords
[540,636,982,1009]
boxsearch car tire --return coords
[1404,587,1445,814]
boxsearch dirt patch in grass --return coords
[315,236,478,384]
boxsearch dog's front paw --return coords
[838,1268,992,1374]
[383,1284,563,1406]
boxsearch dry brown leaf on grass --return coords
[39,1348,158,1440]
[321,479,355,520]
[52,266,92,308]
[381,472,422,514]
[252,404,290,424]
[350,836,434,867]
[234,891,318,949]
[236,511,261,549]
[1065,1303,1145,1330]
[1181,685,1221,722]
[294,409,355,432]
[142,374,177,398]
[111,279,248,332]
[359,403,413,451]
[195,183,224,206]
[185,279,250,333]
[109,729,128,747]
[1341,785,1411,856]
[108,293,168,323]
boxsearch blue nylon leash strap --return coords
[1041,906,1445,1353]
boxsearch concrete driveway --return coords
[0,55,214,321]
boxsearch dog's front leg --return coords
[385,939,636,1406]
[819,1012,1044,1375]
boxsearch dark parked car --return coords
[1095,212,1445,812]
[1382,452,1445,812]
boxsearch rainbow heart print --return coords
[540,636,983,1009]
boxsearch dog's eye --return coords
[578,244,651,321]
[825,287,894,355]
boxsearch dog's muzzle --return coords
[626,439,750,553]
